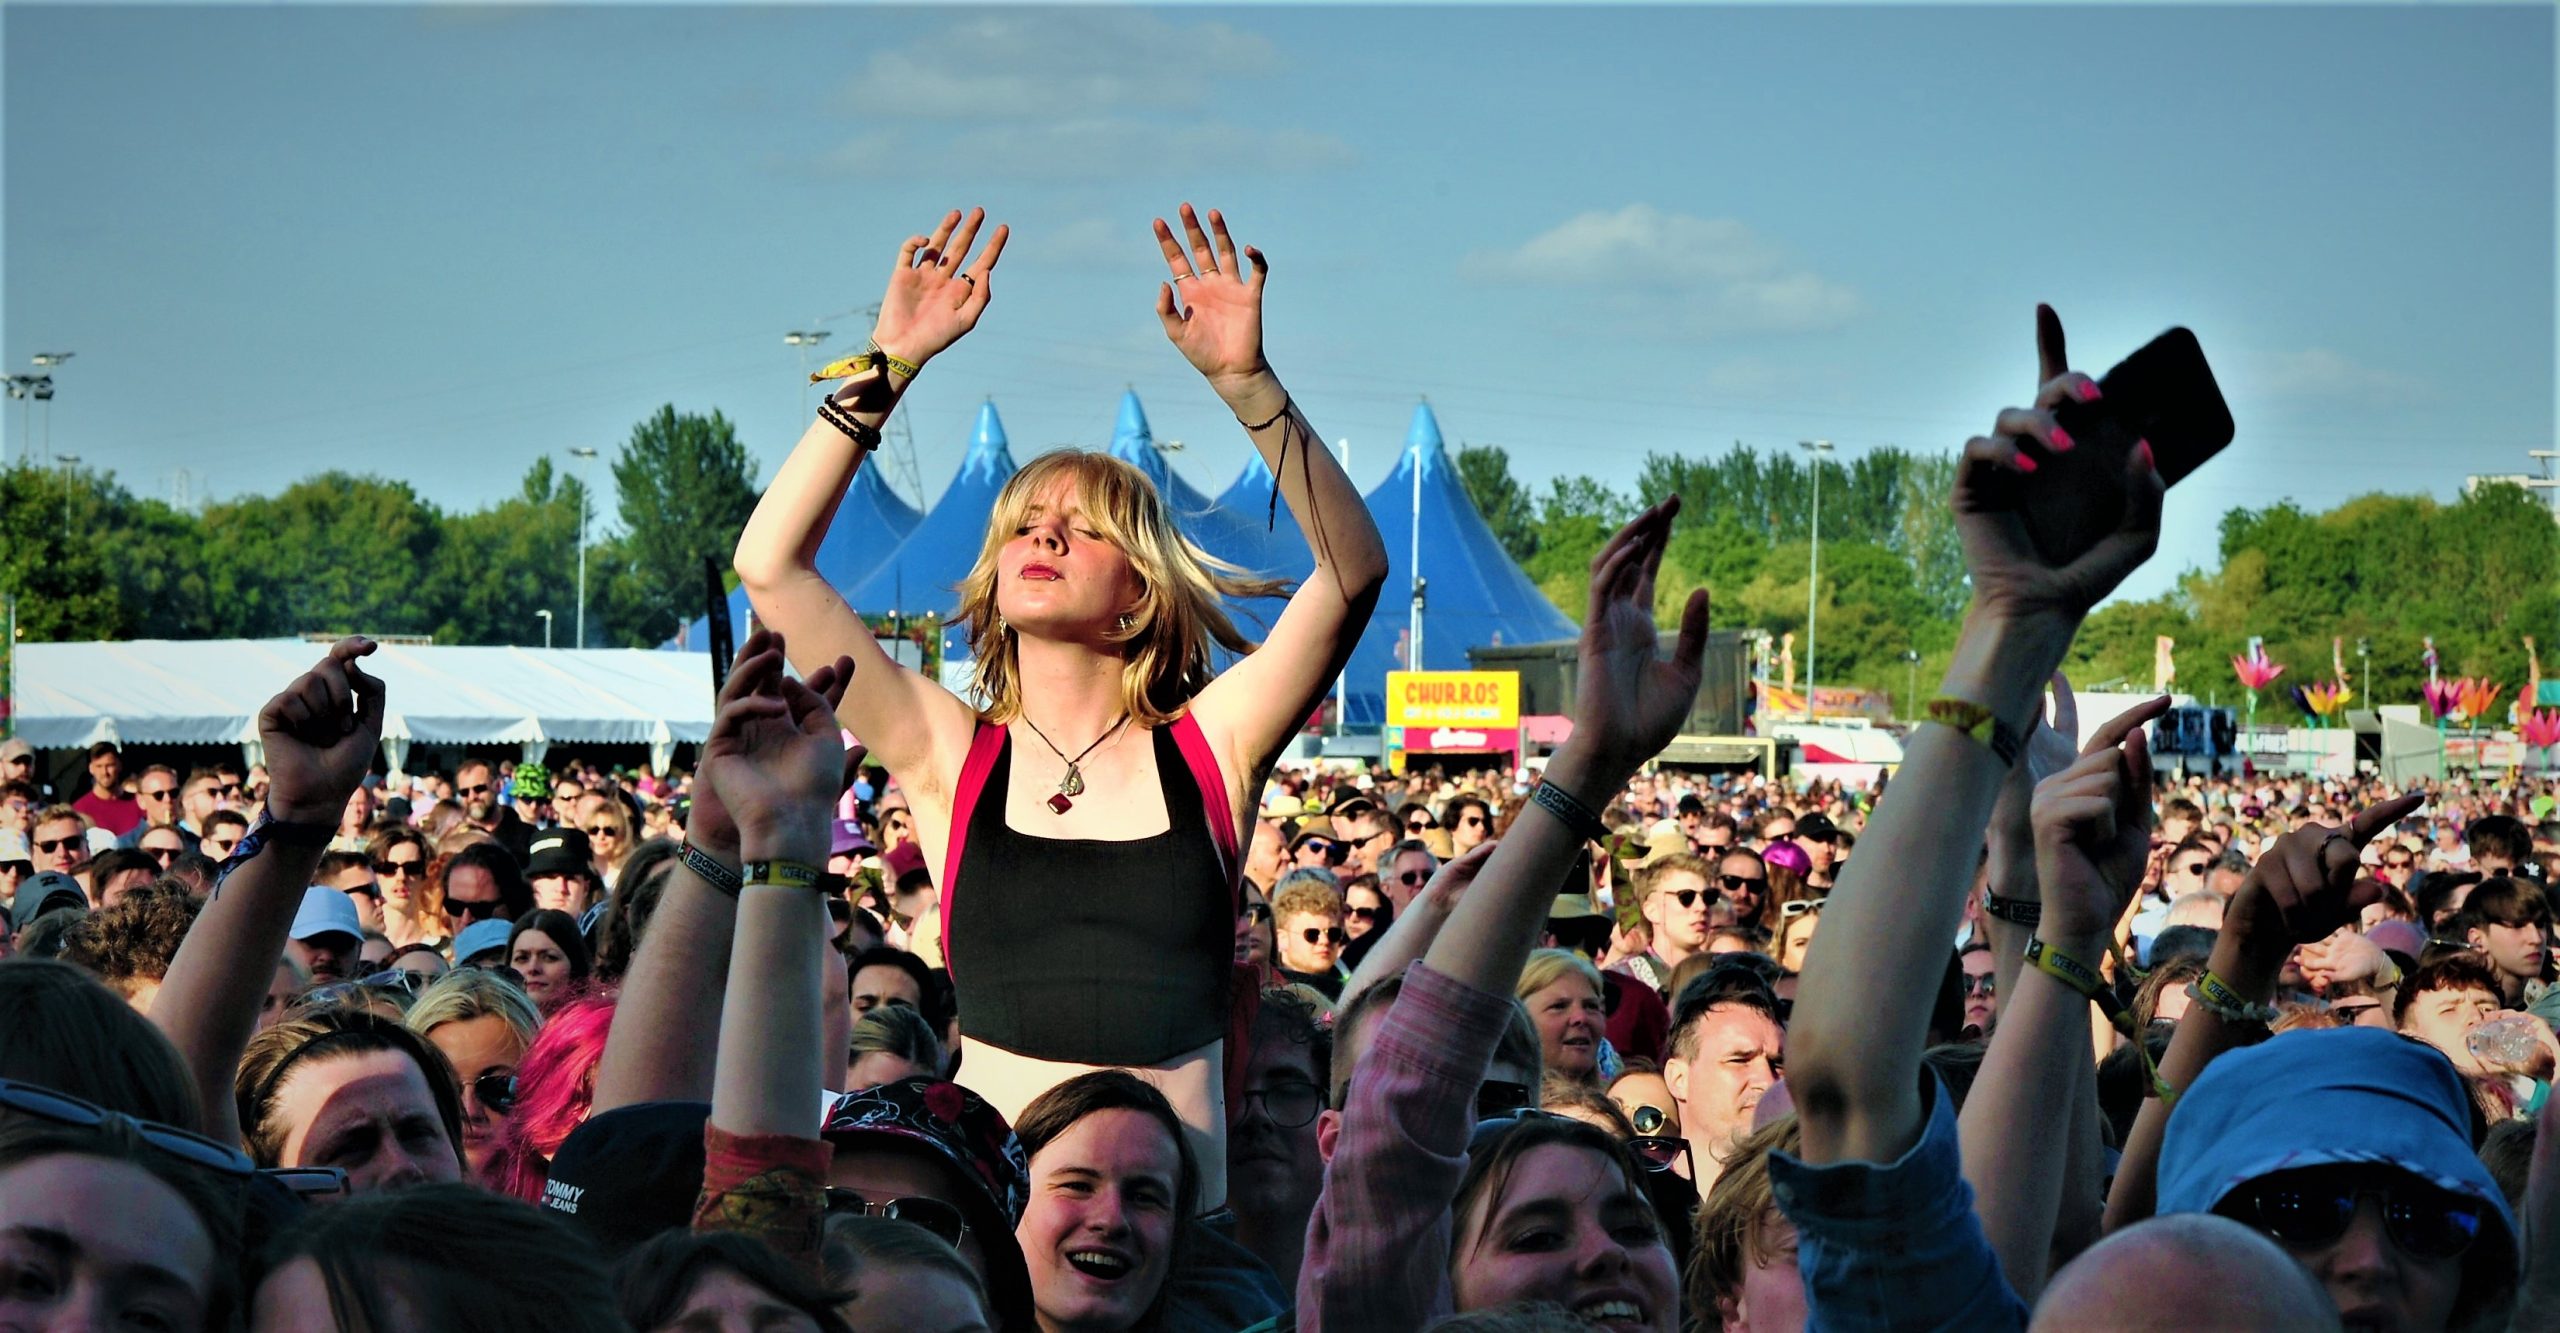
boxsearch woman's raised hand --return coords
[1568,498,1712,781]
[1153,204,1273,399]
[1954,305,2164,625]
[870,208,1007,368]
[258,636,388,826]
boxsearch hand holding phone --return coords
[2021,324,2236,566]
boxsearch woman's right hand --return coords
[1562,498,1712,783]
[1953,305,2165,626]
[869,208,1007,368]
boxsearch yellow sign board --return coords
[1385,671,1520,729]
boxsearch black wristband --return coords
[1983,892,2043,928]
[1529,779,1609,845]
[680,842,743,898]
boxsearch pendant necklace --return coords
[1019,713,1130,814]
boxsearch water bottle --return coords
[2466,1014,2544,1069]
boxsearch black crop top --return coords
[943,724,1234,1067]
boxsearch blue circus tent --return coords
[1338,402,1575,725]
[1106,390,1292,642]
[841,401,1020,639]
[668,464,919,651]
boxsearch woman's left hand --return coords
[1153,204,1274,400]
[1566,498,1712,782]
[2029,697,2171,944]
[698,633,853,867]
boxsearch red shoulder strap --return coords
[1170,711,1241,903]
[938,720,1008,967]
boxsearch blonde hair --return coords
[405,968,541,1052]
[1514,948,1605,1005]
[957,450,1291,726]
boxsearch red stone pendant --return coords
[1046,792,1075,815]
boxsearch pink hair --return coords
[483,993,616,1201]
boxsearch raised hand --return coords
[868,208,1007,368]
[258,636,387,826]
[696,632,854,868]
[1986,672,2083,903]
[2029,697,2171,943]
[2219,792,2425,993]
[1417,840,1498,915]
[1570,498,1712,780]
[1953,305,2165,624]
[1152,204,1272,398]
[2295,926,2389,994]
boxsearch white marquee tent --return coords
[9,640,717,774]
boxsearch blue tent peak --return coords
[1228,449,1276,489]
[959,400,1016,484]
[1404,401,1446,475]
[1111,388,1152,454]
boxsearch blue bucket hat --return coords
[2159,1026,2519,1285]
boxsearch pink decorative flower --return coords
[2232,645,2285,693]
[2423,677,2461,722]
[2521,709,2560,750]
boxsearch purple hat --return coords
[2366,918,2426,961]
[831,819,876,859]
[1762,840,1813,876]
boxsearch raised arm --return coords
[704,634,852,1137]
[1337,841,1496,1012]
[1424,500,1707,992]
[1961,697,2165,1302]
[155,638,383,1143]
[733,209,1006,783]
[1169,206,1391,784]
[2104,791,2418,1230]
[1789,307,2162,1169]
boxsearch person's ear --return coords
[1662,1053,1689,1107]
[1718,1290,1749,1333]
[1315,1108,1341,1164]
[2469,926,2491,951]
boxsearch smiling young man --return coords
[1616,852,1715,995]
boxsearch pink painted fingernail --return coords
[2078,381,2103,402]
[2136,439,2156,470]
[2049,426,2075,452]
[2014,452,2040,474]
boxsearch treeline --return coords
[1,406,756,649]
[1457,441,2560,716]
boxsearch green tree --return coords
[197,474,447,637]
[0,463,139,639]
[601,406,760,648]
[1454,443,1540,564]
[432,458,590,645]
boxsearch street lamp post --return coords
[1797,440,1834,721]
[537,609,555,649]
[568,447,599,649]
[55,455,81,529]
[784,331,830,419]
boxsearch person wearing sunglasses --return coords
[1379,837,1440,914]
[1441,795,1496,856]
[1271,873,1348,1000]
[1233,884,1274,977]
[1300,497,1709,1332]
[406,968,540,1176]
[1340,876,1392,953]
[1288,827,1347,872]
[1954,938,1996,1038]
[440,842,535,931]
[1618,851,1715,996]
[1778,898,1827,978]
[27,806,92,885]
[1711,846,1770,932]
[0,1079,249,1332]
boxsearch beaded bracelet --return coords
[679,842,743,898]
[816,396,883,451]
[2189,970,2281,1026]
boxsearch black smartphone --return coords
[2022,327,2236,565]
[704,556,735,695]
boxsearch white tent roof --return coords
[10,640,716,752]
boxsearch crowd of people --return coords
[2,207,2555,1333]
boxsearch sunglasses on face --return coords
[1654,888,1709,910]
[823,1191,970,1248]
[2176,862,2210,877]
[1240,901,1272,925]
[33,837,79,854]
[1961,973,1997,997]
[0,1077,254,1178]
[374,859,421,878]
[449,898,504,921]
[1781,897,1827,919]
[1720,874,1765,894]
[1460,815,1486,828]
[2220,1167,2482,1261]
[1345,905,1380,922]
[1395,869,1431,886]
[472,1070,518,1117]
[457,784,493,799]
[587,825,619,839]
[1300,926,1346,946]
[1407,816,1436,831]
[143,846,182,864]
[213,783,242,798]
[140,788,176,802]
[1627,1134,1694,1175]
[1243,1080,1326,1129]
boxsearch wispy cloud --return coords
[842,12,1283,120]
[2249,347,2428,403]
[824,118,1354,183]
[1464,204,1861,338]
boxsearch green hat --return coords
[512,761,552,800]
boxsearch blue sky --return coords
[6,3,2551,604]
